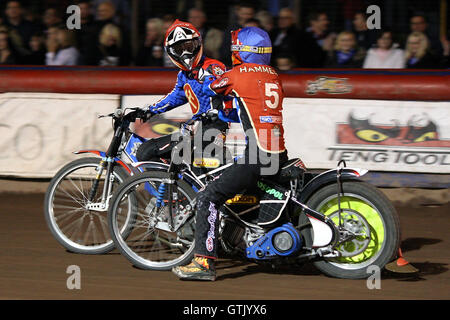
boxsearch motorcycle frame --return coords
[134,146,369,254]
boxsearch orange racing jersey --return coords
[206,63,286,154]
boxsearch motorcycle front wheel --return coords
[305,181,400,279]
[108,171,197,270]
[44,157,134,254]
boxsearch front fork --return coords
[87,158,115,209]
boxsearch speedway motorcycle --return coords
[44,108,231,255]
[44,108,157,254]
[107,117,400,279]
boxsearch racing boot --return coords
[172,256,216,281]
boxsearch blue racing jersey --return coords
[147,56,238,123]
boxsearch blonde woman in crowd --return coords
[135,18,165,66]
[363,29,405,69]
[45,27,79,65]
[98,23,122,66]
[325,31,365,68]
[405,31,438,68]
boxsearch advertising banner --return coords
[124,95,450,174]
[0,93,120,177]
[1,93,448,178]
[283,98,450,173]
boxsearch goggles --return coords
[169,39,201,57]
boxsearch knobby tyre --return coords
[108,171,197,270]
[304,181,400,279]
[44,157,132,254]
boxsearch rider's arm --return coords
[146,72,188,114]
[202,73,234,98]
[203,73,240,123]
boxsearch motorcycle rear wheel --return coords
[305,181,400,279]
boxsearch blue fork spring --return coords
[155,183,166,207]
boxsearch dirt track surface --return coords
[0,180,449,300]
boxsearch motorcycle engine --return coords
[246,223,302,260]
[219,217,246,254]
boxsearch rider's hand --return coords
[126,108,151,122]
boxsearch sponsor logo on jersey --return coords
[259,116,282,123]
[212,65,225,76]
[212,77,229,89]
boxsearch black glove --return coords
[126,108,151,122]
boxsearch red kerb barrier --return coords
[0,66,448,100]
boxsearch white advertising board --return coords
[124,95,450,174]
[1,93,448,178]
[0,93,120,177]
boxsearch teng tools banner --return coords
[282,98,450,174]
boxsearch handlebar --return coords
[98,107,150,122]
[98,106,219,136]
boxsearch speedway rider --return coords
[136,19,237,165]
[172,27,289,281]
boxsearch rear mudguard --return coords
[297,167,368,203]
[295,167,368,249]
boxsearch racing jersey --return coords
[204,63,286,154]
[148,56,235,122]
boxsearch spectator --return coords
[244,18,261,28]
[161,14,176,67]
[3,0,39,56]
[42,7,63,34]
[45,27,79,65]
[78,0,95,26]
[135,18,164,67]
[92,0,131,29]
[219,1,256,67]
[302,11,336,67]
[352,11,377,50]
[97,23,124,66]
[84,1,130,65]
[409,14,442,57]
[74,0,96,65]
[275,53,295,71]
[325,31,365,68]
[24,32,46,64]
[271,8,302,67]
[363,29,405,69]
[255,10,274,33]
[337,0,365,31]
[0,30,18,64]
[188,8,223,60]
[440,35,449,68]
[405,31,438,69]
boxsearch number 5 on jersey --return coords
[264,82,281,109]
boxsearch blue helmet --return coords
[231,27,272,66]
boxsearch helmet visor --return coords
[169,39,201,58]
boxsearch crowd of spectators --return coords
[0,0,449,70]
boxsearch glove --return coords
[138,107,152,122]
[126,107,151,122]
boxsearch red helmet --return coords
[164,20,203,71]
